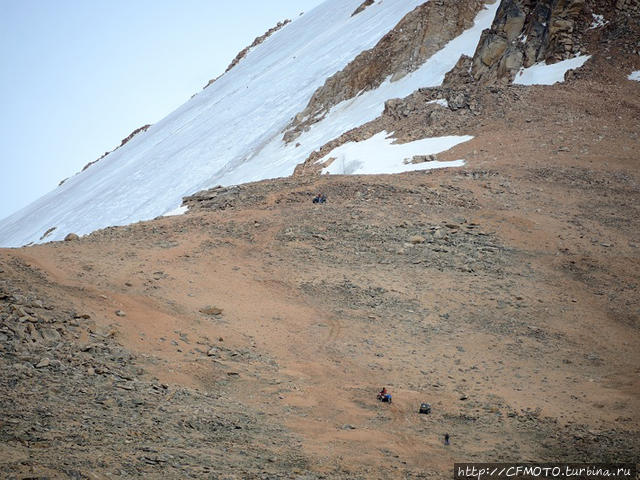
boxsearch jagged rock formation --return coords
[444,0,639,85]
[466,0,639,84]
[203,19,291,89]
[351,0,375,17]
[283,0,488,143]
[469,0,588,84]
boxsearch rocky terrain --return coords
[283,0,486,143]
[2,60,639,476]
[1,1,639,479]
[469,0,640,83]
[295,0,640,176]
[285,0,639,146]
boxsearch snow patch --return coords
[628,70,640,82]
[428,99,449,108]
[514,55,591,85]
[163,205,189,217]
[318,131,471,175]
[589,14,608,29]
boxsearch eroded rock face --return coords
[470,0,590,84]
[282,0,487,143]
[444,0,640,86]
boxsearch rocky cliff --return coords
[283,0,488,144]
[294,0,640,176]
[467,0,639,84]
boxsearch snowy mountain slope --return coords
[0,0,498,247]
[240,1,499,184]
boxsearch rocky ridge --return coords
[58,125,152,186]
[282,0,487,144]
[293,0,639,176]
[203,19,292,90]
[440,0,640,85]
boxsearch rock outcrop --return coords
[351,0,375,17]
[283,0,488,143]
[469,0,588,84]
[443,0,640,85]
[293,84,524,176]
[463,0,640,84]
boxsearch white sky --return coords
[0,0,325,221]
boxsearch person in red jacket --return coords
[377,387,391,403]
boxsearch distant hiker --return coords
[444,433,450,446]
[377,387,392,403]
[312,193,326,204]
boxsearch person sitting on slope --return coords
[378,387,391,403]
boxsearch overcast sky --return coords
[0,0,325,221]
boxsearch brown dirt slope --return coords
[2,67,639,477]
[1,6,640,480]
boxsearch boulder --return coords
[35,358,51,368]
[447,91,469,110]
[40,327,61,344]
[200,306,223,316]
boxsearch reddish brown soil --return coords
[1,32,639,480]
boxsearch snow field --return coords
[0,0,500,247]
[318,131,471,175]
[0,0,426,246]
[513,55,591,85]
